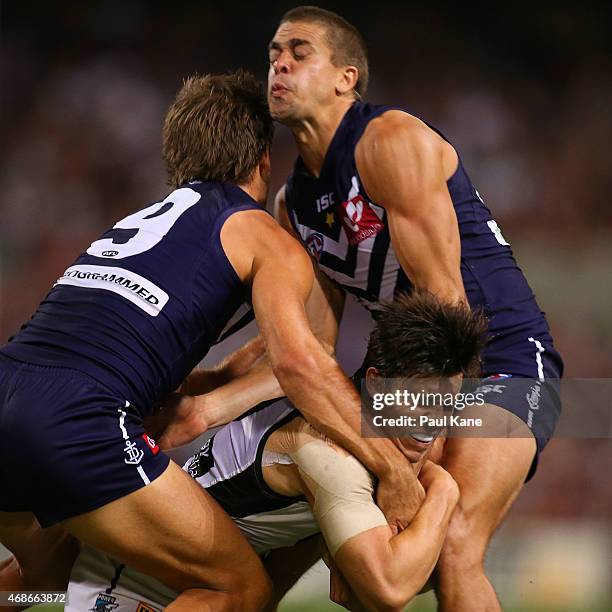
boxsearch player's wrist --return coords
[428,473,459,504]
[378,459,417,484]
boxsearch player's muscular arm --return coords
[157,253,345,445]
[144,335,279,448]
[190,262,344,432]
[223,210,420,527]
[274,194,424,529]
[334,462,459,611]
[170,190,344,434]
[356,111,467,304]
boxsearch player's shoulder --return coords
[220,202,305,263]
[359,109,443,154]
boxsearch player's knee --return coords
[237,569,273,612]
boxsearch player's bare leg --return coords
[0,511,79,599]
[435,404,536,612]
[63,461,271,612]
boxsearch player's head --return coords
[365,290,487,381]
[268,6,368,124]
[363,290,488,459]
[163,70,274,199]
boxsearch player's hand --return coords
[419,460,459,501]
[376,466,426,534]
[143,393,208,450]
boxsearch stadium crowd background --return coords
[1,2,610,611]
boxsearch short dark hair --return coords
[162,70,274,188]
[365,290,489,378]
[280,6,369,98]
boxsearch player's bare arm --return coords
[264,417,458,611]
[275,185,427,527]
[179,335,268,395]
[356,111,467,304]
[186,266,344,432]
[222,208,423,530]
[333,461,458,611]
[146,337,282,449]
[149,247,345,449]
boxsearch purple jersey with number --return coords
[284,102,562,376]
[2,181,259,415]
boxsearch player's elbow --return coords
[361,577,411,612]
[271,348,321,388]
[362,565,425,611]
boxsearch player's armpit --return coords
[355,111,466,304]
[220,207,318,379]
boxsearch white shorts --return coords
[66,545,175,612]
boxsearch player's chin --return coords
[268,99,296,122]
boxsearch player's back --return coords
[2,181,259,414]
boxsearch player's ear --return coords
[365,366,383,396]
[335,66,358,97]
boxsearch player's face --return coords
[268,21,342,124]
[397,373,463,463]
[366,370,463,464]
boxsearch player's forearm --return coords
[386,478,458,597]
[274,349,409,480]
[198,357,284,428]
[341,478,457,611]
[180,336,267,395]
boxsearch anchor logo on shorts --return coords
[123,440,145,466]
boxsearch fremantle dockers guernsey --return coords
[285,102,555,372]
[3,181,259,415]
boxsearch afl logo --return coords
[305,233,324,261]
[101,250,118,257]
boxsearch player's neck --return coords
[236,159,269,205]
[292,98,354,178]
